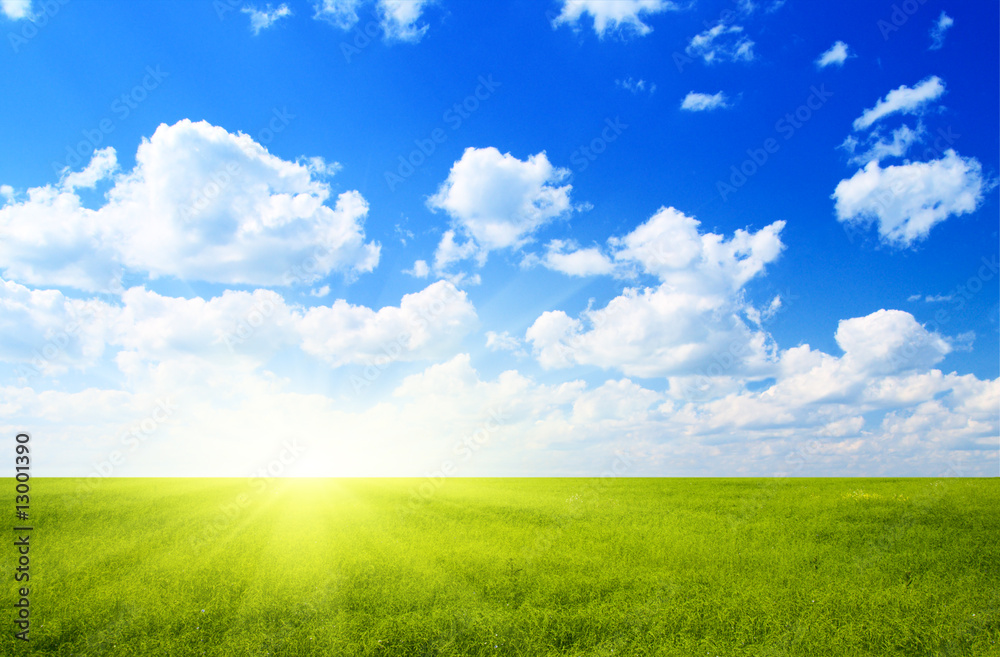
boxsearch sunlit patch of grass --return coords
[843,489,910,502]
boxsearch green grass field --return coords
[3,477,998,656]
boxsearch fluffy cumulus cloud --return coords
[552,0,676,38]
[929,11,953,50]
[242,4,292,35]
[0,0,30,20]
[835,75,992,247]
[428,147,576,269]
[405,259,430,278]
[6,313,993,477]
[527,207,786,378]
[680,91,729,111]
[832,150,986,247]
[112,287,299,366]
[834,309,951,375]
[124,281,474,371]
[0,276,479,388]
[681,309,968,438]
[610,206,785,292]
[523,240,615,277]
[0,279,117,379]
[686,22,755,64]
[852,76,945,131]
[60,147,119,190]
[816,40,850,68]
[0,120,380,290]
[297,281,477,366]
[313,0,433,41]
[378,0,432,41]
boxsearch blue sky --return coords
[0,0,997,478]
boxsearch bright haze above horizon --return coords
[0,0,997,477]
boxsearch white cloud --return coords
[0,277,477,383]
[832,150,986,247]
[527,207,786,378]
[0,180,122,291]
[929,11,953,50]
[433,230,480,271]
[313,0,433,41]
[671,308,975,442]
[610,206,785,292]
[309,285,331,297]
[2,309,995,476]
[313,0,364,29]
[816,40,850,68]
[113,287,299,364]
[0,278,117,377]
[0,120,380,290]
[686,22,755,63]
[405,259,430,278]
[59,147,119,190]
[852,76,945,131]
[815,416,864,438]
[845,124,924,165]
[485,330,525,356]
[834,309,951,375]
[735,0,786,14]
[428,147,576,268]
[297,281,477,367]
[242,4,292,35]
[680,91,729,111]
[378,0,431,42]
[552,0,676,38]
[616,77,656,95]
[572,378,660,424]
[530,240,615,277]
[1,0,31,20]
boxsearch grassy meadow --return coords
[2,477,998,656]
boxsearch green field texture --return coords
[2,477,998,656]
